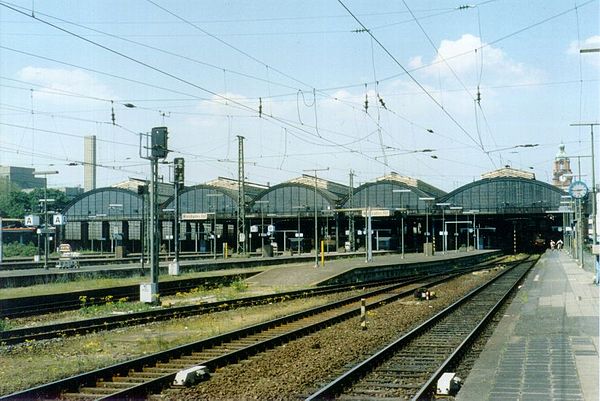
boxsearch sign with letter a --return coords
[24,215,40,227]
[53,214,66,225]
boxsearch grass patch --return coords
[0,267,263,299]
[0,319,12,332]
[78,295,154,317]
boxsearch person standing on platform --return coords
[556,239,563,250]
[550,240,555,250]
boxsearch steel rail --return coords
[0,254,508,319]
[304,255,537,401]
[1,264,483,401]
[2,256,512,344]
[1,276,419,345]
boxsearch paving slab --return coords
[456,250,599,401]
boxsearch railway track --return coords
[0,254,508,319]
[305,256,537,401]
[0,273,255,319]
[1,277,420,345]
[1,265,485,401]
[1,256,512,345]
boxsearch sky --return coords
[0,0,598,193]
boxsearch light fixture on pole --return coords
[207,193,224,260]
[570,122,599,284]
[172,157,184,272]
[108,203,123,257]
[393,189,411,259]
[292,205,307,255]
[436,202,451,254]
[419,197,435,255]
[161,208,175,258]
[303,167,329,268]
[450,206,463,252]
[464,210,480,250]
[34,170,58,270]
[255,200,269,257]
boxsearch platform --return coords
[245,249,498,288]
[456,250,599,401]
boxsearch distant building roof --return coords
[112,178,173,203]
[0,165,46,190]
[287,175,349,200]
[377,172,446,197]
[481,167,535,180]
[205,176,268,198]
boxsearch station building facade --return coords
[59,168,570,255]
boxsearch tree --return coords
[27,188,70,216]
[0,180,32,218]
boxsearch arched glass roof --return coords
[341,180,433,213]
[438,177,565,214]
[163,185,237,216]
[62,187,142,220]
[248,183,338,216]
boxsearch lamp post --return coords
[560,195,573,252]
[570,122,599,284]
[34,170,58,269]
[207,193,224,259]
[161,208,175,258]
[450,206,463,252]
[465,210,480,250]
[436,202,450,254]
[292,205,307,255]
[419,197,435,255]
[108,203,123,257]
[254,200,269,257]
[393,189,411,258]
[303,167,329,268]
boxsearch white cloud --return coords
[568,35,600,67]
[17,66,114,101]
[421,34,542,86]
[408,56,423,70]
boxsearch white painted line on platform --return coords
[534,274,540,282]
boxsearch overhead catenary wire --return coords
[338,0,484,152]
[144,0,420,159]
[0,4,409,172]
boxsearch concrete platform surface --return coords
[456,251,599,401]
[245,249,498,288]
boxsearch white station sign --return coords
[361,209,391,217]
[181,213,209,220]
[53,214,66,225]
[24,215,40,227]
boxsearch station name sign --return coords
[361,209,391,217]
[181,213,209,220]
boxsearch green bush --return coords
[2,242,38,257]
[0,319,11,332]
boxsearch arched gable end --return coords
[342,181,432,212]
[164,185,238,215]
[250,183,338,215]
[438,177,565,214]
[62,187,142,220]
